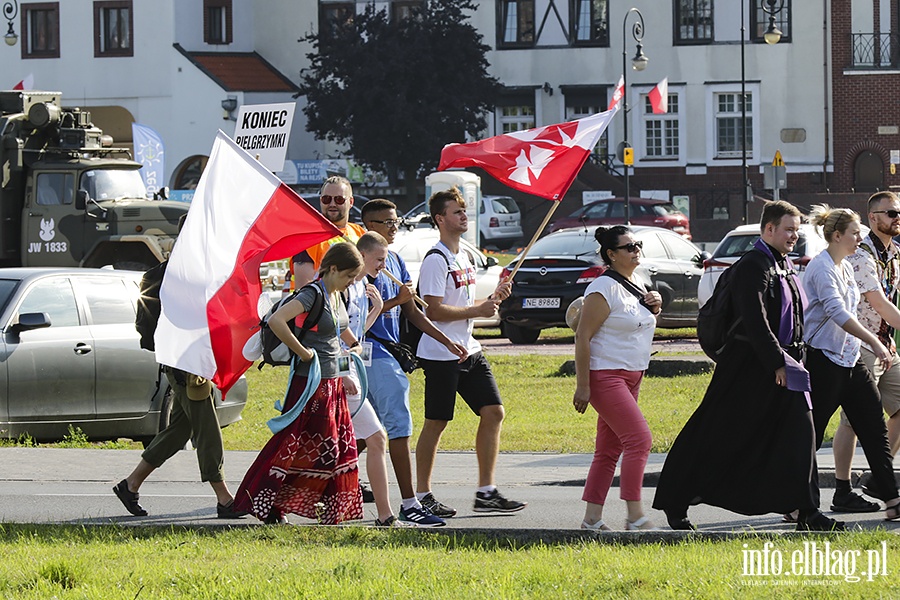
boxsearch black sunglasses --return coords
[872,210,900,219]
[321,195,348,205]
[614,241,643,253]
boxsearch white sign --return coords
[891,150,900,165]
[582,190,613,205]
[232,102,296,171]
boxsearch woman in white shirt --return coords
[573,225,662,531]
[803,205,900,523]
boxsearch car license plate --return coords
[523,297,560,309]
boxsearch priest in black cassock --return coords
[653,200,845,532]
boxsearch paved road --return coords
[2,447,897,534]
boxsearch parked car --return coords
[499,226,708,343]
[547,198,691,239]
[697,223,834,307]
[389,228,504,327]
[0,268,247,444]
[402,195,524,249]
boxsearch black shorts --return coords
[420,352,502,421]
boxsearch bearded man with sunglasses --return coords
[287,176,368,290]
[834,191,900,510]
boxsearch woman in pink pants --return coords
[572,225,662,531]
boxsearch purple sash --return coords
[753,238,808,346]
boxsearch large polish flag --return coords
[154,131,341,394]
[438,106,618,201]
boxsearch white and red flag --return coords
[648,78,668,114]
[438,107,618,201]
[13,74,34,90]
[154,131,341,393]
[607,75,624,111]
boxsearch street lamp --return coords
[741,0,784,223]
[621,7,648,226]
[3,0,18,47]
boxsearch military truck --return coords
[0,90,187,271]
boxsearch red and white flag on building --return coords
[154,131,341,393]
[13,74,34,90]
[607,75,624,111]
[438,107,618,201]
[648,78,668,114]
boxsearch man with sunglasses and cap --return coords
[834,191,900,511]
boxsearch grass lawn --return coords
[0,524,895,599]
[224,354,840,454]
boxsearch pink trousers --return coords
[582,369,652,505]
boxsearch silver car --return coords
[0,268,246,444]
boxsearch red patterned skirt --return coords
[234,375,362,525]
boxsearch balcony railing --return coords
[851,33,900,69]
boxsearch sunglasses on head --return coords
[872,209,900,219]
[321,195,348,205]
[615,241,643,253]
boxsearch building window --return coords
[571,0,608,46]
[391,0,423,23]
[751,0,790,43]
[94,1,133,57]
[319,2,355,39]
[498,0,535,48]
[674,0,712,44]
[715,92,751,158]
[566,103,608,157]
[22,2,60,59]
[497,105,535,134]
[204,0,232,45]
[642,93,679,159]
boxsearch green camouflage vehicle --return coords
[0,90,187,271]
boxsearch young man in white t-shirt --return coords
[414,188,526,517]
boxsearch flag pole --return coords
[381,268,429,309]
[506,201,563,281]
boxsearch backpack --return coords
[697,252,779,361]
[398,248,451,352]
[135,261,168,351]
[257,282,325,369]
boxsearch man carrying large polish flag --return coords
[154,131,341,394]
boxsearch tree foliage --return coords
[298,0,499,186]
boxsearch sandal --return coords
[664,508,696,531]
[625,516,657,531]
[581,519,611,531]
[112,479,147,517]
[782,511,798,524]
[885,498,900,522]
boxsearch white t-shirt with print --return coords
[586,276,657,371]
[416,242,482,360]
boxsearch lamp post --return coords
[3,0,18,46]
[741,0,784,223]
[621,7,648,226]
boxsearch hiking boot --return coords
[796,512,846,532]
[420,492,457,518]
[360,482,375,503]
[398,505,445,527]
[830,490,880,513]
[473,489,527,513]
